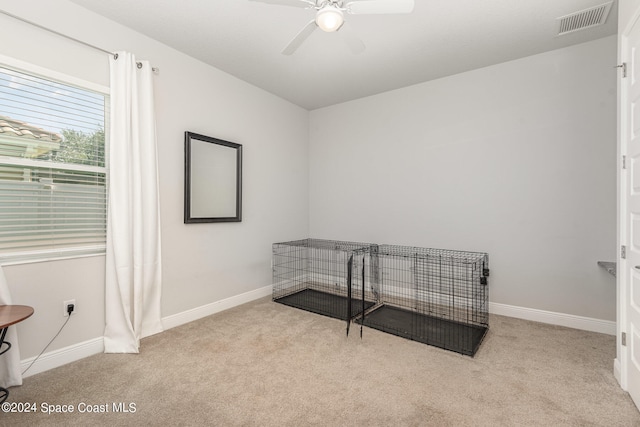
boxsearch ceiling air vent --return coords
[557,2,613,35]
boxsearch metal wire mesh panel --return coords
[272,239,377,323]
[359,245,489,356]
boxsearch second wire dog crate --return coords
[358,245,489,356]
[272,239,490,356]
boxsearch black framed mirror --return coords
[184,132,242,223]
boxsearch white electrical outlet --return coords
[63,299,76,317]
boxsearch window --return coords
[0,62,108,262]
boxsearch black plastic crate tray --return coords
[275,288,375,320]
[358,304,487,356]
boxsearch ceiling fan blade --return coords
[282,20,317,55]
[346,0,414,15]
[249,0,313,8]
[339,26,365,54]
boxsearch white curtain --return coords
[0,266,22,388]
[104,52,163,353]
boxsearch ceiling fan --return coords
[250,0,415,55]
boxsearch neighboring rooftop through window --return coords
[0,114,62,142]
[0,114,61,159]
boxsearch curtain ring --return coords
[137,62,143,69]
[114,53,119,60]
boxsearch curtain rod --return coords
[0,9,159,73]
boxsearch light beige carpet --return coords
[1,296,638,426]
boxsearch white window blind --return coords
[0,64,108,262]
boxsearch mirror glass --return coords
[184,132,242,223]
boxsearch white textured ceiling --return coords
[69,0,618,110]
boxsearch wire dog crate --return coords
[357,245,489,356]
[272,239,378,330]
[272,239,489,356]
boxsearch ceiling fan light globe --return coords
[316,7,344,32]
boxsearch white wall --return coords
[0,0,309,360]
[309,36,617,321]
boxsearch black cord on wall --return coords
[21,308,73,376]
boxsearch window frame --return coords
[0,54,109,265]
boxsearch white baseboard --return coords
[19,285,273,378]
[19,289,614,379]
[489,302,616,335]
[21,336,104,378]
[161,284,273,331]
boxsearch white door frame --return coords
[617,19,629,393]
[617,3,640,395]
